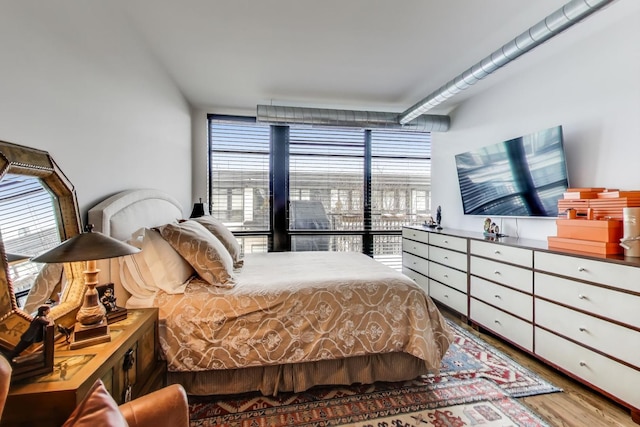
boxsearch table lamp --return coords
[32,224,140,349]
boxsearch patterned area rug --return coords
[425,320,561,397]
[189,320,560,426]
[189,378,551,427]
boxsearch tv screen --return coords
[455,125,569,217]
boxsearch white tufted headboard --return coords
[88,189,184,241]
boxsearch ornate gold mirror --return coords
[0,141,84,352]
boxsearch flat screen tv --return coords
[454,125,569,217]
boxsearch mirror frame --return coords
[0,140,84,351]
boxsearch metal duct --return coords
[399,0,616,124]
[257,104,450,132]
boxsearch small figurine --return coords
[57,324,73,344]
[483,218,491,233]
[100,286,117,312]
[436,205,443,230]
[8,305,52,361]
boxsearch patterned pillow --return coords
[158,220,235,288]
[193,216,243,268]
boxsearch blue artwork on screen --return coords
[455,125,569,217]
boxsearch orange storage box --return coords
[555,218,623,242]
[547,236,624,255]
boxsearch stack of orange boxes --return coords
[548,188,640,255]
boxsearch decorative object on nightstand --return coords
[97,283,128,323]
[32,224,140,349]
[436,205,443,230]
[189,198,206,218]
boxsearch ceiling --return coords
[114,0,622,115]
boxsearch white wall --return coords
[431,1,640,241]
[0,1,192,219]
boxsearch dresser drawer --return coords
[470,299,533,351]
[470,276,532,321]
[535,299,640,368]
[402,238,429,259]
[402,252,429,276]
[429,261,467,294]
[535,327,640,409]
[429,246,467,271]
[535,272,639,327]
[429,281,467,315]
[429,234,467,252]
[470,256,532,293]
[470,240,532,267]
[402,227,430,244]
[403,268,429,294]
[535,251,640,293]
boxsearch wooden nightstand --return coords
[3,308,166,427]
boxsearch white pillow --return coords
[128,228,195,294]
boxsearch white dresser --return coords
[401,226,640,423]
[402,228,468,316]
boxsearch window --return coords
[209,118,270,254]
[208,115,431,269]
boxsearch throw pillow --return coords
[62,379,128,427]
[193,216,244,268]
[158,220,235,288]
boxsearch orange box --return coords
[563,191,600,199]
[555,218,623,242]
[547,236,624,255]
[597,190,640,198]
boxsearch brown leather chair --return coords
[0,353,189,427]
[0,354,11,421]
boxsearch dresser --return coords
[4,308,166,427]
[402,226,640,423]
[402,227,468,317]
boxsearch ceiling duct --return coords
[399,0,616,124]
[257,104,450,132]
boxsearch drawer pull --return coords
[413,262,417,265]
[579,327,587,332]
[494,319,501,325]
[443,274,449,278]
[443,294,449,298]
[494,294,501,299]
[578,294,587,300]
[493,270,501,275]
[578,266,586,272]
[579,361,587,367]
[494,250,501,255]
[444,256,449,260]
[444,240,449,244]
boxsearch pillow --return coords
[62,379,128,427]
[193,216,243,268]
[23,263,65,314]
[158,220,235,288]
[126,228,195,295]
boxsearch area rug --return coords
[189,378,551,427]
[424,320,561,397]
[189,320,560,426]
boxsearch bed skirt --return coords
[167,351,429,396]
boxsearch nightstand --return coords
[3,308,166,427]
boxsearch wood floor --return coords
[442,308,637,427]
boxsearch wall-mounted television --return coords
[454,125,569,217]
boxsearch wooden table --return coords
[3,308,166,427]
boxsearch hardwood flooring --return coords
[442,308,637,427]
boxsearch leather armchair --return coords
[120,384,189,427]
[0,353,188,427]
[0,354,11,421]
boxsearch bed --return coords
[88,189,453,395]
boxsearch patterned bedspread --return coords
[155,251,453,372]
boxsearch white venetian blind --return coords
[209,119,271,233]
[371,130,431,231]
[289,127,364,232]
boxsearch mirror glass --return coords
[0,141,83,352]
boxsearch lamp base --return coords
[69,322,111,350]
